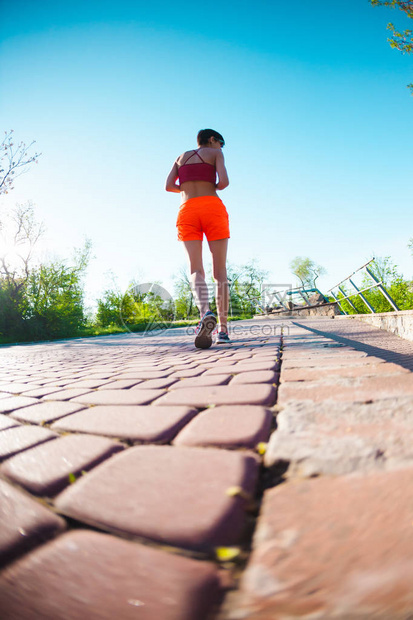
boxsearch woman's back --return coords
[176,146,217,168]
[165,129,228,200]
[177,147,218,199]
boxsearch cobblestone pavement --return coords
[0,317,413,619]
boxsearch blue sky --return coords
[1,0,412,311]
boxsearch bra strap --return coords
[181,149,207,165]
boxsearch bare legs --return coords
[182,240,210,317]
[208,238,229,333]
[183,238,229,333]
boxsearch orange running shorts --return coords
[176,196,230,242]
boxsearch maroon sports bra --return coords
[178,149,216,185]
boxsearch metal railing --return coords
[252,285,329,314]
[230,259,401,317]
[327,259,400,315]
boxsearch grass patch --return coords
[0,314,254,346]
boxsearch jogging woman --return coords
[165,128,230,349]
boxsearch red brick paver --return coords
[0,382,44,394]
[0,479,65,567]
[1,434,124,495]
[155,384,277,407]
[168,374,232,389]
[0,413,20,430]
[9,401,86,424]
[235,465,413,619]
[264,397,413,476]
[71,388,165,405]
[0,530,221,620]
[0,425,58,460]
[231,370,279,384]
[1,316,412,618]
[55,445,258,552]
[281,361,408,382]
[0,395,39,413]
[51,405,198,443]
[173,405,273,449]
[278,372,413,404]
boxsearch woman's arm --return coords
[165,161,181,193]
[215,150,229,190]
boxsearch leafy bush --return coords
[0,235,92,343]
[96,282,175,328]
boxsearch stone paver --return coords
[203,365,246,375]
[0,413,21,430]
[205,360,279,375]
[0,478,65,567]
[281,353,385,369]
[111,370,173,380]
[0,382,44,394]
[18,385,69,398]
[155,384,277,407]
[281,346,363,359]
[71,388,165,405]
[0,530,221,620]
[1,317,413,618]
[98,378,143,389]
[42,388,94,401]
[60,378,113,389]
[234,465,413,619]
[51,405,198,443]
[1,434,124,495]
[168,368,207,378]
[130,377,179,389]
[0,395,40,413]
[9,400,86,424]
[173,405,273,449]
[199,360,237,368]
[264,397,413,476]
[294,316,413,370]
[281,360,408,381]
[0,425,58,460]
[55,445,258,552]
[278,372,413,404]
[231,370,279,384]
[169,374,232,389]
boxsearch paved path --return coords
[0,317,412,619]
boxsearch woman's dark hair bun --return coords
[197,129,225,147]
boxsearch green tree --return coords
[290,256,326,289]
[173,267,197,320]
[0,203,45,341]
[96,289,125,327]
[127,282,175,324]
[225,260,269,316]
[96,280,175,329]
[23,239,92,340]
[0,138,92,343]
[370,0,413,92]
[0,204,92,342]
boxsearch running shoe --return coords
[194,311,217,349]
[215,331,231,344]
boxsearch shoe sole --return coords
[194,315,217,349]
